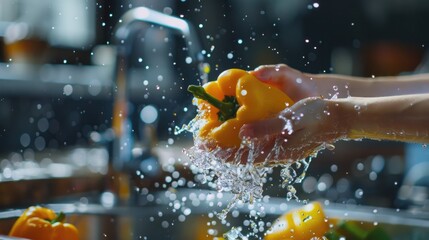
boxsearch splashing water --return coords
[280,157,313,201]
[184,138,273,220]
[223,227,248,240]
[177,106,314,220]
[174,116,203,136]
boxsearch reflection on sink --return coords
[0,147,109,182]
[0,142,194,208]
[0,189,428,240]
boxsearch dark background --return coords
[1,0,429,207]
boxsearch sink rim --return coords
[1,189,428,229]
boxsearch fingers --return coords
[251,64,313,101]
[239,117,285,138]
[250,64,289,84]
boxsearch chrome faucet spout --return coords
[111,7,204,172]
[115,7,203,61]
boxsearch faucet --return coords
[111,7,204,178]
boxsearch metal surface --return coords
[111,7,203,173]
[1,189,428,239]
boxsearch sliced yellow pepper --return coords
[188,69,294,148]
[265,202,330,240]
[9,206,79,240]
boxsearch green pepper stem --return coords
[188,85,239,122]
[338,221,367,240]
[51,212,66,224]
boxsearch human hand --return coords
[239,97,347,163]
[251,64,319,102]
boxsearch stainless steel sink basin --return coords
[0,189,428,239]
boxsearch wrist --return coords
[328,98,358,140]
[307,73,342,99]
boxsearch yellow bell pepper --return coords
[265,202,330,240]
[9,206,79,240]
[188,69,294,148]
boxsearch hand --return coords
[239,97,347,163]
[251,64,319,101]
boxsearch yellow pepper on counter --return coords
[188,69,294,148]
[9,206,79,240]
[265,202,392,240]
[265,201,330,240]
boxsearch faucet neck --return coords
[114,7,203,63]
[111,7,205,170]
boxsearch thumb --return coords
[251,65,283,82]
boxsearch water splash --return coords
[279,157,312,201]
[174,116,204,136]
[223,227,248,240]
[182,130,314,222]
[179,96,316,220]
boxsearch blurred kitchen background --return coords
[1,0,429,211]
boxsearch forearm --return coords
[310,73,429,98]
[332,94,429,143]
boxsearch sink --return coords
[0,189,428,239]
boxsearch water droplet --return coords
[227,52,233,59]
[161,221,169,228]
[354,105,361,111]
[317,182,327,191]
[185,57,192,64]
[325,143,335,151]
[37,118,49,132]
[356,162,364,171]
[34,136,46,151]
[355,188,364,198]
[369,171,377,181]
[296,78,302,84]
[240,89,247,96]
[63,84,73,96]
[332,85,338,91]
[20,133,31,147]
[140,105,158,124]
